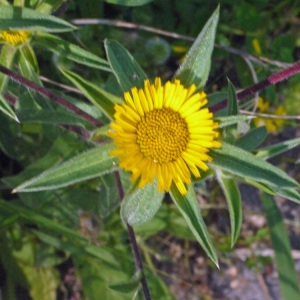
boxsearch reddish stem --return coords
[0,64,103,127]
[211,61,300,112]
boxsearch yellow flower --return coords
[254,97,286,133]
[0,30,31,46]
[108,78,221,195]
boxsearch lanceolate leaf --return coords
[170,184,218,266]
[224,79,238,143]
[17,109,93,128]
[34,33,111,71]
[121,180,164,226]
[105,0,153,6]
[0,93,19,122]
[261,193,300,300]
[0,5,76,32]
[217,115,250,128]
[255,137,300,160]
[13,143,118,192]
[0,44,18,121]
[236,126,268,151]
[245,179,300,205]
[36,0,67,14]
[175,6,219,90]
[104,39,147,92]
[0,45,16,91]
[217,173,242,247]
[210,142,299,189]
[60,68,122,120]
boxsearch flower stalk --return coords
[114,171,152,300]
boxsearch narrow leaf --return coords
[245,179,300,205]
[217,115,250,128]
[217,173,242,246]
[0,44,16,92]
[104,39,147,92]
[34,33,111,71]
[224,79,239,143]
[108,276,141,293]
[255,137,300,160]
[13,143,118,192]
[36,0,67,14]
[105,0,153,6]
[175,6,219,90]
[0,200,119,267]
[227,79,238,116]
[0,5,76,32]
[170,184,218,266]
[0,44,18,121]
[17,109,92,128]
[236,126,268,151]
[261,193,300,300]
[210,142,299,189]
[121,180,164,226]
[60,68,122,120]
[0,93,19,122]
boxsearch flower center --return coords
[137,108,189,164]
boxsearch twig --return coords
[71,18,292,69]
[240,110,300,120]
[211,61,300,112]
[114,171,152,300]
[0,64,103,127]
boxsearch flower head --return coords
[0,30,31,47]
[108,78,221,195]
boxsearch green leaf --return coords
[60,68,122,120]
[19,44,39,74]
[0,44,16,92]
[210,142,299,189]
[105,0,153,6]
[121,180,164,226]
[104,39,147,92]
[227,79,238,116]
[0,200,120,267]
[13,143,118,192]
[174,5,219,90]
[36,0,67,14]
[0,44,19,121]
[217,115,250,128]
[236,126,268,151]
[74,254,133,300]
[0,93,19,122]
[170,184,218,266]
[0,5,76,32]
[224,79,238,143]
[217,173,242,246]
[18,46,54,110]
[261,193,300,300]
[17,109,93,128]
[34,33,110,71]
[207,92,227,108]
[108,276,140,293]
[255,137,300,160]
[245,179,300,204]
